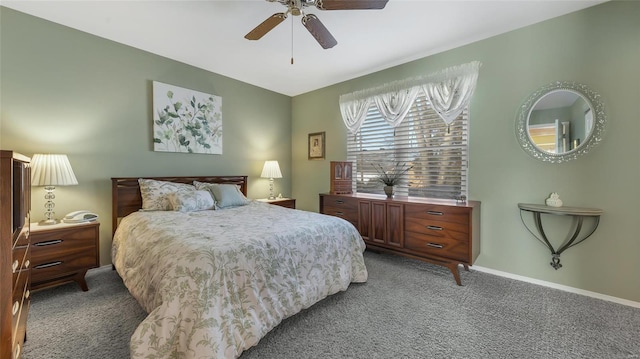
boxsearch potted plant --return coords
[374,162,413,198]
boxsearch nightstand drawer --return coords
[31,251,97,283]
[31,229,97,260]
[270,199,296,209]
[256,198,296,209]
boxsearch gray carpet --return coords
[22,251,640,359]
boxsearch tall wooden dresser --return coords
[1,150,31,359]
[320,192,480,286]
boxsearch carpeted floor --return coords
[22,251,640,359]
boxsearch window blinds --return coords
[347,95,468,200]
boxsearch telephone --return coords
[62,210,99,224]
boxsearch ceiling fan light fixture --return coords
[246,0,388,48]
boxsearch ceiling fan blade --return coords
[315,0,388,10]
[302,14,337,49]
[245,13,287,40]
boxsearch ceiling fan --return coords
[245,0,389,49]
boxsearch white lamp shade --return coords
[261,160,282,179]
[31,154,79,186]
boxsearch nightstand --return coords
[29,221,100,292]
[256,198,296,209]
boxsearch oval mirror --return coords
[516,81,606,163]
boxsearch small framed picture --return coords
[308,132,325,160]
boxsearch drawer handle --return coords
[26,290,30,299]
[15,344,20,358]
[34,239,63,246]
[427,211,444,216]
[427,225,443,231]
[34,261,63,269]
[335,200,344,204]
[426,242,444,249]
[12,301,19,316]
[335,211,344,216]
[24,260,30,269]
[12,260,19,273]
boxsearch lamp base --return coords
[38,218,59,226]
[267,177,276,200]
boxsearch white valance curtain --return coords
[339,61,481,134]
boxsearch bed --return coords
[110,176,368,358]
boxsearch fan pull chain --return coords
[290,16,294,65]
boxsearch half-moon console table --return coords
[517,203,603,269]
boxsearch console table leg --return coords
[551,254,562,270]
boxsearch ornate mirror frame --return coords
[516,81,606,163]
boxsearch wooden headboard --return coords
[111,176,248,238]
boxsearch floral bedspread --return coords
[112,201,368,358]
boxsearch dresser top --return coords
[321,192,479,208]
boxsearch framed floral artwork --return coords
[153,81,223,154]
[308,132,325,160]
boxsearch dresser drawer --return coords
[322,195,358,210]
[405,217,469,236]
[404,203,471,224]
[404,231,470,262]
[321,195,359,222]
[13,295,29,359]
[14,222,30,247]
[322,204,358,222]
[12,245,30,291]
[12,267,29,329]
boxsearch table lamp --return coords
[260,160,282,200]
[31,154,78,225]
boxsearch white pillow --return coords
[167,190,215,212]
[138,178,195,211]
[194,181,249,209]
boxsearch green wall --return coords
[291,1,640,302]
[2,2,639,303]
[0,7,292,265]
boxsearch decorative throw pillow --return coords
[138,178,195,211]
[194,181,249,209]
[167,190,215,212]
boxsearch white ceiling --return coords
[2,0,606,96]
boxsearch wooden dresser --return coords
[1,150,31,359]
[320,193,480,285]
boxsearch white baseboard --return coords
[472,265,640,309]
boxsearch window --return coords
[347,95,468,200]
